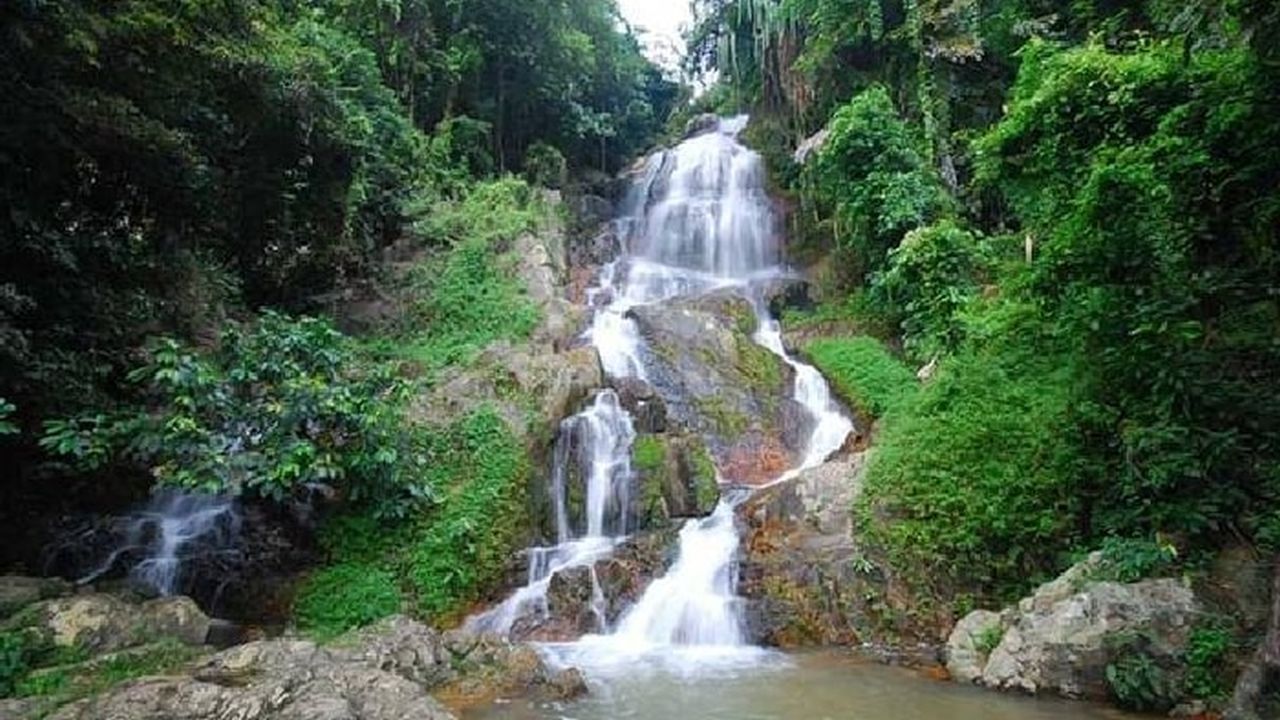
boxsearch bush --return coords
[294,563,403,640]
[805,86,948,283]
[41,313,430,517]
[872,220,989,360]
[0,631,29,698]
[857,300,1081,603]
[1183,622,1234,702]
[1092,537,1179,583]
[804,336,916,420]
[1105,632,1179,712]
[523,142,568,189]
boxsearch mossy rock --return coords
[631,432,720,527]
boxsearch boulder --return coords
[945,609,1002,683]
[631,432,719,527]
[11,593,211,654]
[628,291,800,485]
[979,577,1200,698]
[45,617,584,720]
[0,575,70,618]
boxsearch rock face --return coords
[947,555,1202,700]
[44,616,585,720]
[737,454,880,646]
[629,292,802,485]
[684,113,721,138]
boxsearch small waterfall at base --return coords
[468,390,635,635]
[70,490,240,597]
[475,116,853,674]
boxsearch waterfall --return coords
[467,390,635,635]
[476,116,852,665]
[70,489,240,597]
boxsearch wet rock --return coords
[628,291,798,485]
[436,630,586,707]
[945,610,1002,683]
[544,566,600,636]
[11,593,211,653]
[684,113,721,138]
[763,277,816,319]
[612,377,667,434]
[542,667,589,700]
[0,575,70,618]
[631,432,719,527]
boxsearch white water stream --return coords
[473,116,853,672]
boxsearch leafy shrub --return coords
[1183,622,1234,701]
[393,179,543,373]
[975,39,1280,549]
[41,314,429,517]
[0,631,29,698]
[806,86,948,283]
[1093,537,1179,583]
[523,142,568,189]
[1105,632,1178,712]
[858,301,1081,602]
[804,336,916,420]
[872,220,989,360]
[294,563,403,640]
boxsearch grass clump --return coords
[632,435,666,473]
[804,336,916,420]
[857,309,1080,604]
[293,564,403,641]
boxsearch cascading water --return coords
[477,116,853,670]
[468,390,635,635]
[67,490,240,597]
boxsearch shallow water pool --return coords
[466,647,1136,720]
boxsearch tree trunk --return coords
[1226,553,1280,720]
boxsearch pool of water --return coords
[466,647,1136,720]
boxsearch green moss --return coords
[687,441,720,512]
[406,409,529,619]
[632,434,667,473]
[295,408,531,630]
[734,336,783,392]
[294,563,403,641]
[696,395,750,436]
[804,336,916,420]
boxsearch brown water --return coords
[467,649,1138,720]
